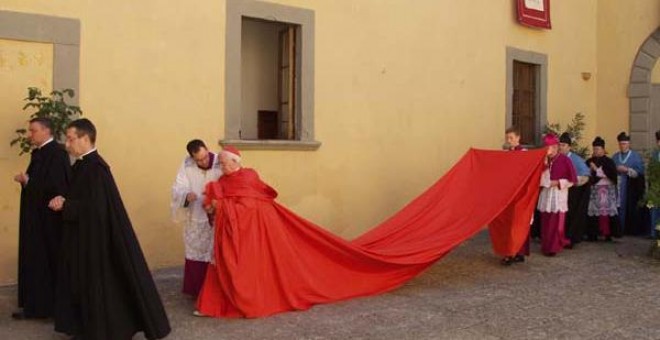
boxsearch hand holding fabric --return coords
[204,200,217,214]
[186,192,198,203]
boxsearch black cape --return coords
[18,140,71,317]
[587,155,618,185]
[55,151,170,339]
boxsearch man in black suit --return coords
[13,117,71,319]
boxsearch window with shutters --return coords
[223,0,319,150]
[242,18,298,140]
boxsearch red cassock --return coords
[197,148,545,318]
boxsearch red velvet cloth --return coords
[197,148,545,318]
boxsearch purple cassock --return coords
[537,153,578,255]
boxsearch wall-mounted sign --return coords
[516,0,551,29]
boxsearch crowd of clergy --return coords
[500,127,659,265]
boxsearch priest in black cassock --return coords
[13,117,71,320]
[48,118,170,340]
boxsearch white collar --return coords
[78,148,97,160]
[39,137,54,149]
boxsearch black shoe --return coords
[513,255,525,263]
[605,236,613,242]
[11,311,27,320]
[500,256,514,266]
[545,252,556,257]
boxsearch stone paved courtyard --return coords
[2,231,660,340]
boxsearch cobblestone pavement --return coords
[2,231,660,340]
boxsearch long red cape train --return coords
[197,148,546,318]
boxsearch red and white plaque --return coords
[517,0,551,29]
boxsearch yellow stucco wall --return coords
[0,0,658,284]
[597,0,660,150]
[652,61,660,84]
[0,39,53,285]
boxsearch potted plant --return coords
[9,87,82,155]
[544,112,589,158]
[645,148,660,259]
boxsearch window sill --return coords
[219,139,321,151]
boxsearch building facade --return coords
[0,0,659,284]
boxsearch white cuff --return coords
[577,176,589,186]
[559,179,573,190]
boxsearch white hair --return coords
[221,151,241,163]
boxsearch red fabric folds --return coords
[197,148,546,318]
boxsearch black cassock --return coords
[566,181,591,244]
[55,151,170,340]
[18,140,71,318]
[621,173,648,236]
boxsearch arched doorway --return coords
[629,27,660,150]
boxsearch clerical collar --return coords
[78,148,97,160]
[39,137,54,149]
[199,152,215,171]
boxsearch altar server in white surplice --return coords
[171,139,221,296]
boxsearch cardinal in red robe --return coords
[196,146,545,318]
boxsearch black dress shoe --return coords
[513,255,525,263]
[500,256,514,266]
[11,311,28,320]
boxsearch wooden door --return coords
[512,61,537,145]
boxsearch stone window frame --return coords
[0,10,80,105]
[505,46,548,147]
[221,0,320,151]
[627,27,660,150]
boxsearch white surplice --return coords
[171,154,221,262]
